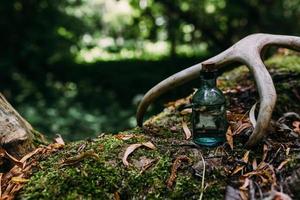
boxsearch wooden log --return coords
[0,93,45,159]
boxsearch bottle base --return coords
[193,137,225,147]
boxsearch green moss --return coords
[265,54,300,72]
[19,131,229,200]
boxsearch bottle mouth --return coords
[200,70,218,79]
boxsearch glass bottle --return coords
[192,70,228,147]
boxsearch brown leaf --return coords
[232,165,246,175]
[180,108,192,115]
[233,122,252,136]
[277,159,290,170]
[242,151,250,163]
[249,103,257,127]
[262,144,268,162]
[239,190,248,200]
[122,144,142,167]
[122,142,156,167]
[133,156,157,173]
[3,150,23,168]
[227,112,245,121]
[0,142,68,200]
[54,134,65,145]
[11,177,29,184]
[115,134,134,140]
[252,158,257,170]
[114,192,120,200]
[292,121,300,133]
[239,178,250,190]
[182,121,192,140]
[243,162,277,186]
[141,141,156,150]
[167,155,192,189]
[20,148,42,163]
[226,127,233,150]
[61,150,99,167]
[47,143,64,150]
[231,151,250,175]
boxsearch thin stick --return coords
[199,152,206,200]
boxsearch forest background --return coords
[1,0,299,140]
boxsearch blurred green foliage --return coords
[0,0,299,140]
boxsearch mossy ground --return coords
[17,53,300,200]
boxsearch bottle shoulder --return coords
[192,87,226,105]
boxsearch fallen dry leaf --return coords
[167,155,192,189]
[232,165,245,175]
[252,158,257,170]
[0,141,67,200]
[226,127,233,150]
[242,151,250,163]
[54,134,65,145]
[11,177,29,184]
[114,192,120,200]
[249,103,257,127]
[142,141,156,149]
[60,150,99,167]
[227,112,248,122]
[262,144,268,162]
[239,177,250,190]
[123,144,143,167]
[239,189,248,200]
[292,121,300,134]
[277,159,290,170]
[115,134,135,140]
[180,108,192,115]
[122,142,156,167]
[20,148,42,163]
[182,121,192,140]
[3,150,23,168]
[47,143,65,150]
[133,156,157,174]
[243,162,277,186]
[232,122,252,136]
[231,151,250,175]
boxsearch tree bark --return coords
[0,93,45,159]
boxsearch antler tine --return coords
[137,33,300,147]
[230,34,300,147]
[240,53,276,147]
[136,48,235,126]
[264,34,300,51]
[136,63,201,126]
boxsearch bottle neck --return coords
[200,71,217,87]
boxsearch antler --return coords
[136,33,300,147]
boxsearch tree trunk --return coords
[0,93,45,159]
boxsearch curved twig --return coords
[136,33,300,147]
